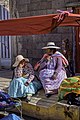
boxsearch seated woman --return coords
[23,58,42,101]
[34,42,68,97]
[58,76,80,106]
[8,55,42,101]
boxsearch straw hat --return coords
[42,42,60,49]
[13,55,25,67]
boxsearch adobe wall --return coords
[10,0,78,66]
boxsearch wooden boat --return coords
[0,70,79,120]
[22,89,80,120]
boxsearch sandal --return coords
[25,94,32,102]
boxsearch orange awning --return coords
[0,12,80,35]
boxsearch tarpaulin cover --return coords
[0,12,80,35]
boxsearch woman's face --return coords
[18,59,25,68]
[24,61,28,67]
[46,48,56,54]
[46,48,51,54]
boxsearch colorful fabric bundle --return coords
[58,76,80,101]
[0,114,20,120]
[0,91,17,110]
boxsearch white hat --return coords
[13,55,25,67]
[42,42,60,49]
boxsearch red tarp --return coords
[0,12,80,35]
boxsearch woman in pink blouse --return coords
[35,42,68,97]
[8,55,42,101]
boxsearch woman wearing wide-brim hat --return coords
[37,42,69,97]
[8,55,42,101]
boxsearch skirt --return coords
[8,77,42,98]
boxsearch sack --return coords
[0,91,12,102]
[1,114,21,120]
[65,93,80,106]
[0,91,17,109]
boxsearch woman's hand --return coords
[42,54,49,59]
[52,72,58,80]
[42,54,51,61]
[23,73,29,78]
[24,75,34,86]
[24,81,29,86]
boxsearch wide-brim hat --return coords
[42,42,60,49]
[13,55,25,67]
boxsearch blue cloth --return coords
[0,114,20,120]
[8,77,42,98]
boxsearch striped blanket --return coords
[58,76,80,101]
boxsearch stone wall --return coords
[9,0,78,66]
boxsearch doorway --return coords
[0,5,11,68]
